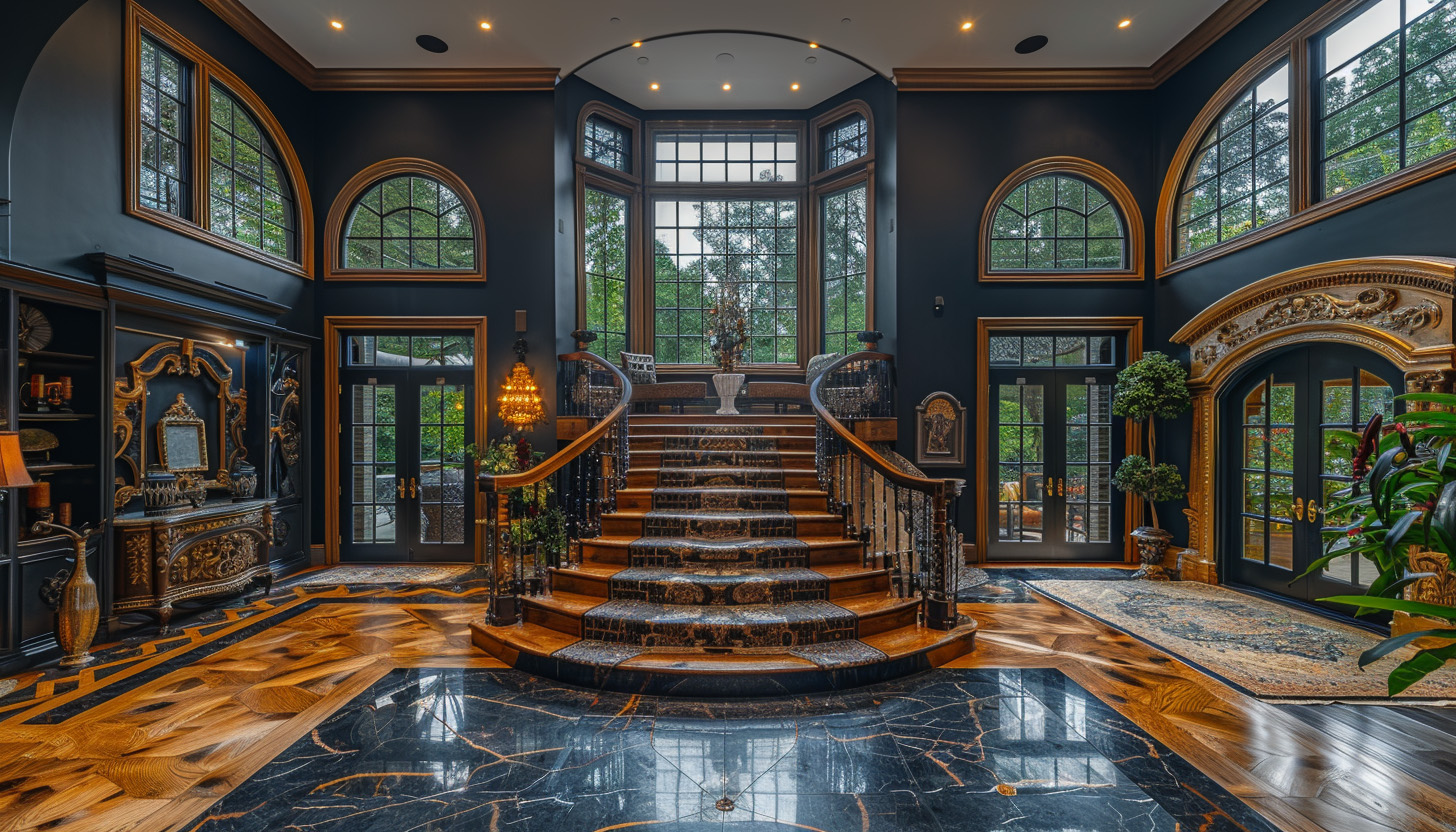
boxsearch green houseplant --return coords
[1111,351,1192,579]
[1307,395,1456,695]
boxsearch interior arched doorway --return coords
[1172,257,1456,603]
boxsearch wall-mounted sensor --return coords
[934,296,945,314]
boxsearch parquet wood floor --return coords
[0,582,1451,831]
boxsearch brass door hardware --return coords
[398,479,406,500]
[1293,497,1304,521]
[409,477,418,499]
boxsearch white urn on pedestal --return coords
[713,373,745,415]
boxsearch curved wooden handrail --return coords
[478,351,632,490]
[809,352,965,496]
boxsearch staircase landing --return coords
[471,413,976,696]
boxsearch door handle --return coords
[409,477,418,499]
[1293,496,1304,521]
[398,478,405,500]
[1307,501,1320,525]
[1057,478,1065,497]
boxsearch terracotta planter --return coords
[1130,526,1174,581]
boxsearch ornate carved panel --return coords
[1171,257,1456,586]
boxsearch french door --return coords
[987,333,1124,561]
[1223,344,1401,611]
[338,332,475,562]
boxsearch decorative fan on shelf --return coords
[18,304,52,353]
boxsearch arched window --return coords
[127,3,314,276]
[324,159,484,281]
[208,82,297,261]
[980,158,1143,282]
[1173,63,1291,260]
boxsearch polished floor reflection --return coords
[186,667,1272,832]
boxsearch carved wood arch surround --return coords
[1170,257,1456,583]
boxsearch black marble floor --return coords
[186,667,1275,832]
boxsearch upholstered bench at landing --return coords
[746,352,841,413]
[620,352,706,413]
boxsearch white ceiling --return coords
[236,0,1232,107]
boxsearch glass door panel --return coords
[1064,381,1114,545]
[349,382,398,549]
[1315,368,1396,593]
[996,382,1045,545]
[418,383,469,549]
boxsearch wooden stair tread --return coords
[523,591,602,616]
[581,535,860,549]
[832,593,920,615]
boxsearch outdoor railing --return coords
[476,350,630,625]
[810,352,965,630]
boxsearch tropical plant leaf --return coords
[1358,628,1456,668]
[1384,510,1422,558]
[1395,392,1456,405]
[1318,595,1456,621]
[1395,411,1456,425]
[1388,642,1456,696]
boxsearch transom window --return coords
[990,174,1127,272]
[127,5,311,275]
[821,114,868,171]
[342,174,476,271]
[1176,63,1291,259]
[1318,0,1456,197]
[208,82,295,260]
[583,114,632,173]
[653,131,799,184]
[652,198,799,365]
[989,334,1118,367]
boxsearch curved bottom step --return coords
[471,617,977,697]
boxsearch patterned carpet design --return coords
[1029,579,1456,701]
[287,564,476,586]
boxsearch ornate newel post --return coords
[856,330,883,351]
[923,481,962,630]
[571,329,598,353]
[36,520,108,667]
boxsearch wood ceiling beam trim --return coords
[196,0,316,87]
[310,68,561,92]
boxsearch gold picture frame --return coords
[157,394,209,473]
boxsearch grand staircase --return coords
[471,412,977,696]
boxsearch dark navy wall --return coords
[896,89,1159,530]
[8,0,315,328]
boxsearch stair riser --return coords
[524,601,584,637]
[854,603,921,637]
[629,415,816,426]
[629,425,816,437]
[627,469,821,488]
[578,540,862,566]
[602,515,841,537]
[582,615,857,650]
[828,572,891,599]
[608,574,829,605]
[628,540,811,569]
[631,436,816,452]
[551,570,611,598]
[613,491,828,512]
[631,450,816,470]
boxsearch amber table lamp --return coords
[0,432,34,490]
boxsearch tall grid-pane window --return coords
[820,183,867,355]
[208,82,295,260]
[989,174,1127,271]
[821,115,868,171]
[654,131,799,183]
[652,199,798,365]
[584,187,630,359]
[138,34,189,218]
[1175,62,1291,258]
[1319,0,1456,197]
[583,115,632,173]
[342,174,476,271]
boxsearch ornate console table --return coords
[113,499,275,627]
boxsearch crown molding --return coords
[896,0,1268,91]
[196,0,558,91]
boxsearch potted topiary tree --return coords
[1111,351,1192,580]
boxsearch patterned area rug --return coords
[288,565,476,586]
[1028,579,1456,702]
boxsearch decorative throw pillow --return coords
[620,352,658,385]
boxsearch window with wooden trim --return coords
[981,158,1143,282]
[1159,0,1456,276]
[1318,0,1456,197]
[583,187,630,359]
[126,3,311,276]
[820,182,868,355]
[583,114,633,173]
[1175,63,1291,259]
[821,114,869,171]
[324,160,484,281]
[653,130,800,184]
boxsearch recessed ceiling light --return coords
[722,82,732,91]
[637,56,649,64]
[1118,18,1132,28]
[961,21,973,31]
[480,21,492,30]
[1015,35,1049,54]
[791,82,800,91]
[805,56,817,64]
[330,20,343,30]
[632,41,642,47]
[650,82,660,90]
[808,42,819,48]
